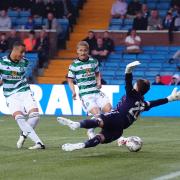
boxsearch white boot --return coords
[62,143,85,151]
[57,117,80,130]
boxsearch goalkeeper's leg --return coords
[62,134,104,151]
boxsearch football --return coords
[126,136,143,152]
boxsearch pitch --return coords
[0,115,180,180]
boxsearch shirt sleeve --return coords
[125,73,133,95]
[67,64,75,79]
[136,36,141,42]
[94,59,99,73]
[144,98,168,111]
[125,36,130,43]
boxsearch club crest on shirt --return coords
[11,71,17,76]
[85,68,91,76]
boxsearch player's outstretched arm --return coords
[125,61,141,94]
[145,88,180,110]
[67,78,76,100]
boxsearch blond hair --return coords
[77,41,89,49]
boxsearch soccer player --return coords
[67,41,112,139]
[0,41,45,150]
[58,61,180,151]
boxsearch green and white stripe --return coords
[68,57,100,97]
[0,56,30,97]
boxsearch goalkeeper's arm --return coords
[144,87,180,111]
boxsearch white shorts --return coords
[6,90,38,115]
[81,91,110,113]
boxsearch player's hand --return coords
[72,92,77,100]
[125,61,141,74]
[167,87,180,101]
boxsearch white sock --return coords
[15,115,43,144]
[27,112,39,129]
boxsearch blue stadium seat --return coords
[151,54,165,61]
[159,10,167,17]
[26,53,38,59]
[120,25,132,30]
[111,79,123,85]
[114,46,124,52]
[155,46,169,52]
[102,71,115,77]
[19,11,31,17]
[7,10,19,17]
[142,46,155,53]
[147,2,156,9]
[149,62,162,68]
[145,71,160,77]
[34,17,43,27]
[123,54,136,60]
[157,3,170,10]
[109,25,120,30]
[124,19,133,25]
[110,19,123,26]
[133,71,145,77]
[71,0,80,7]
[108,54,121,59]
[137,54,151,61]
[11,17,17,27]
[169,46,180,52]
[16,17,28,26]
[104,62,120,67]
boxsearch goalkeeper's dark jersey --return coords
[115,73,168,129]
[99,73,168,143]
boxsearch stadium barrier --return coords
[0,85,179,117]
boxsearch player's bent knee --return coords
[102,103,112,113]
[84,134,103,148]
[28,111,39,119]
[15,114,25,121]
[13,111,24,119]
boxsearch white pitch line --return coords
[153,171,180,180]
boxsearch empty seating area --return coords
[100,45,180,85]
[0,53,38,80]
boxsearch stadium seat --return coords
[159,10,167,17]
[145,71,160,77]
[120,25,132,30]
[7,10,19,17]
[157,3,170,10]
[124,19,133,25]
[110,19,123,26]
[142,46,154,52]
[109,25,120,30]
[114,46,124,52]
[151,54,165,61]
[34,17,43,27]
[19,11,31,17]
[16,17,28,27]
[147,2,156,9]
[123,54,137,60]
[137,54,151,61]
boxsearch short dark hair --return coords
[137,79,150,95]
[13,41,25,48]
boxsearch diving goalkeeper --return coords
[57,61,180,151]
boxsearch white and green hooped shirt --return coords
[0,55,30,97]
[68,57,100,98]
